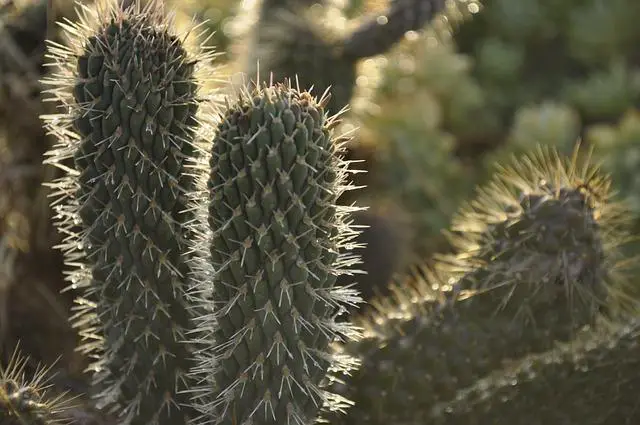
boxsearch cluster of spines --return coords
[329,146,635,425]
[443,145,634,317]
[185,81,363,425]
[0,347,74,425]
[39,0,217,424]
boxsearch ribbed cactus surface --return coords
[187,83,362,425]
[40,0,216,424]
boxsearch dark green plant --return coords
[187,82,363,425]
[430,318,640,425]
[40,0,217,423]
[330,146,633,425]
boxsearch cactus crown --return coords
[186,80,364,425]
[440,145,634,320]
[358,146,634,341]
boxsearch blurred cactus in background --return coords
[588,109,640,220]
[451,0,640,156]
[354,36,481,258]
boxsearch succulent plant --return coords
[39,0,217,423]
[187,82,363,425]
[430,318,640,425]
[451,0,640,154]
[329,146,634,425]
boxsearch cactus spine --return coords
[187,81,363,425]
[0,347,73,425]
[40,0,216,423]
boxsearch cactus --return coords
[244,6,357,115]
[186,82,363,425]
[329,146,633,425]
[430,318,640,424]
[39,0,217,423]
[443,145,633,318]
[0,347,74,425]
[237,0,456,114]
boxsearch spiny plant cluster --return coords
[0,347,74,425]
[37,1,364,424]
[0,0,638,425]
[327,146,638,425]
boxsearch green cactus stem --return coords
[186,82,363,425]
[39,0,217,423]
[430,318,640,425]
[329,146,633,425]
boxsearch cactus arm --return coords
[431,319,640,425]
[341,0,446,60]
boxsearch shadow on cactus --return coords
[0,346,75,425]
[39,0,218,423]
[329,145,636,425]
[185,80,364,425]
